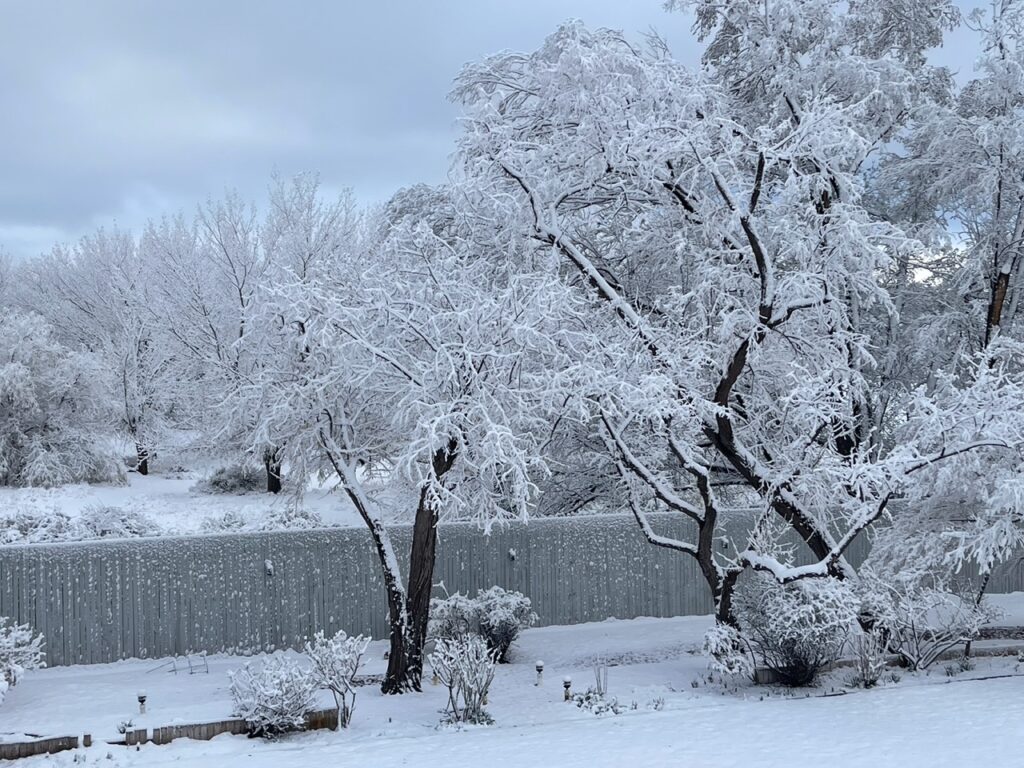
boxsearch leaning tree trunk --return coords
[381,440,458,694]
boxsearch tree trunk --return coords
[985,270,1010,348]
[400,485,441,688]
[714,570,741,627]
[381,440,458,695]
[135,444,149,476]
[263,448,282,494]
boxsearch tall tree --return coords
[451,12,1024,624]
[16,229,170,474]
[250,187,582,691]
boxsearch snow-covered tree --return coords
[146,176,361,492]
[887,0,1024,353]
[0,312,122,486]
[249,185,582,692]
[870,0,1024,588]
[145,193,275,484]
[450,10,1024,626]
[17,229,172,474]
[0,250,11,307]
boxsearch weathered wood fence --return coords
[0,513,1017,667]
[0,735,79,760]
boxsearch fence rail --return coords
[0,513,1017,667]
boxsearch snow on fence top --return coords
[0,513,891,667]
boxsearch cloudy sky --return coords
[2,1,980,260]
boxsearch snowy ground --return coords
[4,606,1024,767]
[0,470,364,540]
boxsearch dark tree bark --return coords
[263,447,282,494]
[985,269,1010,349]
[135,444,150,476]
[381,439,458,694]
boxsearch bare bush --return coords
[428,635,497,726]
[304,630,369,728]
[849,629,888,688]
[860,571,997,671]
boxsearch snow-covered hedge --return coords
[229,655,318,738]
[476,587,539,662]
[0,618,45,706]
[429,586,537,663]
[0,508,75,544]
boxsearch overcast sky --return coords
[1,1,981,260]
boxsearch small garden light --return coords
[535,660,544,686]
[137,690,147,715]
[563,676,572,701]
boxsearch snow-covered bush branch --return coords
[229,656,318,738]
[304,630,369,728]
[734,574,858,686]
[0,619,45,706]
[429,635,497,726]
[429,587,537,663]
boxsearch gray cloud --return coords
[0,0,976,259]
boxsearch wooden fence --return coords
[1,512,1014,668]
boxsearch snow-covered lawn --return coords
[4,610,1024,767]
[0,471,362,539]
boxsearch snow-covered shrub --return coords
[192,463,264,495]
[428,587,537,663]
[428,592,478,642]
[72,504,161,540]
[0,312,123,488]
[429,635,497,726]
[475,587,538,662]
[849,629,888,689]
[734,574,857,686]
[199,510,249,533]
[703,623,754,679]
[304,630,369,728]
[255,505,323,531]
[0,508,74,544]
[0,618,45,705]
[571,688,624,716]
[229,656,318,738]
[0,505,159,543]
[859,570,997,671]
[944,657,975,677]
